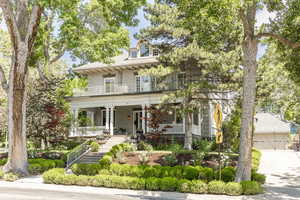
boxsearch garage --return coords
[253,113,291,150]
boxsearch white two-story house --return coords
[67,41,229,139]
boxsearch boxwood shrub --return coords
[71,163,102,176]
[224,182,243,196]
[28,159,65,175]
[90,142,100,152]
[145,177,161,191]
[251,172,266,184]
[190,180,208,194]
[159,177,178,191]
[241,180,263,195]
[208,180,226,194]
[221,167,235,182]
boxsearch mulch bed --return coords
[115,151,171,165]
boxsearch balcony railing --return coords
[72,85,168,97]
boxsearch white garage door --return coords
[253,133,289,150]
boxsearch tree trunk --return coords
[235,38,258,182]
[4,49,29,175]
[184,112,193,150]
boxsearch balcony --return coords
[72,85,167,97]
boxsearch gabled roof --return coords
[73,52,159,74]
[254,112,291,134]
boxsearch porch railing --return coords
[66,140,91,169]
[156,123,184,134]
[70,126,106,137]
[73,85,129,96]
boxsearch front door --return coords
[133,111,143,134]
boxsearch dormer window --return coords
[140,43,150,57]
[130,49,137,58]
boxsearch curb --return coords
[0,180,264,200]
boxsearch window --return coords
[193,111,199,126]
[177,73,186,89]
[104,77,115,93]
[136,75,152,92]
[136,76,141,92]
[140,44,150,57]
[101,110,106,126]
[130,49,137,58]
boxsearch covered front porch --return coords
[69,104,188,137]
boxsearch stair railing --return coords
[66,140,91,169]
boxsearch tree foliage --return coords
[257,44,300,123]
[139,0,242,149]
[270,0,300,83]
[26,75,70,149]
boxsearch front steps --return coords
[75,135,128,164]
[77,152,104,164]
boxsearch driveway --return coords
[257,150,300,200]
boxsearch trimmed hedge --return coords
[0,158,65,175]
[69,162,265,184]
[28,159,65,174]
[3,173,19,182]
[225,182,243,196]
[252,148,262,171]
[43,168,262,195]
[106,164,215,181]
[208,180,226,194]
[71,163,102,176]
[241,180,263,195]
[252,171,266,184]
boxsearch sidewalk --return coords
[0,177,263,200]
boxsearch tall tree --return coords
[0,0,145,174]
[159,0,300,181]
[139,1,241,149]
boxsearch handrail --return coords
[66,140,91,169]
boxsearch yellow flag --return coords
[214,104,223,144]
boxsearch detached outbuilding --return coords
[253,113,291,150]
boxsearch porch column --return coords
[72,108,79,136]
[105,106,109,130]
[110,106,114,135]
[142,104,146,133]
[146,104,151,133]
[182,114,186,134]
[198,107,202,136]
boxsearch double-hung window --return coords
[104,77,115,94]
[136,75,151,92]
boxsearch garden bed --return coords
[116,151,171,165]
